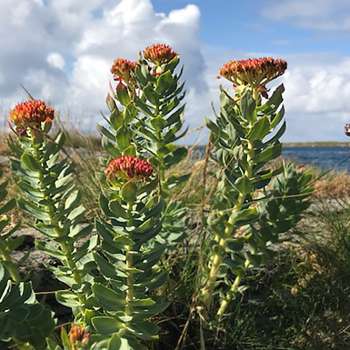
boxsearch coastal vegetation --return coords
[0,44,349,350]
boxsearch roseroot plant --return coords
[215,163,313,316]
[0,168,21,282]
[90,155,167,349]
[8,100,95,324]
[200,57,313,317]
[101,57,139,157]
[102,44,189,248]
[135,44,189,245]
[134,44,188,194]
[0,168,55,349]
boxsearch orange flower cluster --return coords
[111,58,137,82]
[219,57,287,87]
[68,324,90,347]
[9,100,54,129]
[105,156,153,180]
[143,43,177,65]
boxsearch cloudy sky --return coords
[1,0,350,143]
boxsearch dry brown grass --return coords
[313,171,350,199]
[0,132,8,155]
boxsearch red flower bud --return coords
[111,58,137,83]
[219,57,287,87]
[105,156,153,180]
[68,324,90,347]
[9,100,54,130]
[143,43,177,65]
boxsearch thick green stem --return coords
[200,194,244,307]
[214,140,255,315]
[200,235,225,306]
[217,258,251,317]
[217,274,242,317]
[156,122,167,197]
[201,139,254,310]
[125,202,134,318]
[30,137,86,310]
[125,247,134,316]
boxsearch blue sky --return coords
[1,0,350,142]
[152,0,349,55]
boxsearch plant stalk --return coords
[201,139,254,310]
[31,136,87,311]
[125,202,134,318]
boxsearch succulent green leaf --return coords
[255,142,282,163]
[156,71,174,94]
[128,320,159,340]
[240,91,256,122]
[56,290,80,308]
[234,176,252,194]
[247,116,270,141]
[143,85,158,106]
[121,182,137,203]
[92,316,123,335]
[93,283,125,311]
[0,263,55,347]
[21,152,41,172]
[98,125,116,142]
[116,85,131,106]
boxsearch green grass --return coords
[153,199,350,349]
[3,130,350,349]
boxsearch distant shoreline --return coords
[283,142,350,148]
[2,131,350,149]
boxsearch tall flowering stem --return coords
[0,149,55,348]
[102,44,189,251]
[9,100,95,324]
[131,43,189,247]
[135,43,188,195]
[199,57,312,318]
[100,57,139,158]
[91,156,168,349]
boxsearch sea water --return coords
[283,147,350,172]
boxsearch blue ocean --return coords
[282,147,350,172]
[192,146,350,172]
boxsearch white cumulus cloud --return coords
[0,0,208,137]
[281,55,350,141]
[262,0,350,31]
[1,0,350,142]
[47,53,65,70]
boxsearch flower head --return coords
[111,58,137,83]
[143,43,177,65]
[9,100,54,130]
[69,324,90,347]
[219,57,287,87]
[105,156,153,180]
[345,123,350,136]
